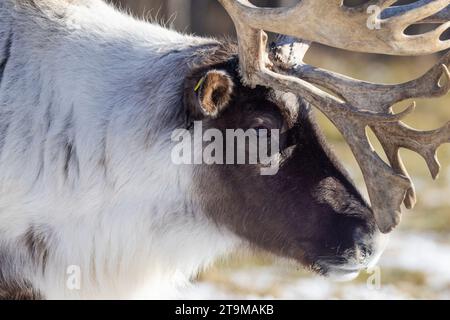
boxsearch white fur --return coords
[0,0,241,299]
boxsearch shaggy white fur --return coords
[0,0,240,299]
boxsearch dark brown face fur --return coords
[184,53,385,278]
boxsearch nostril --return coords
[356,244,373,264]
[352,226,375,263]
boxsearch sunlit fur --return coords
[0,0,241,299]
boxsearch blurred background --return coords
[109,0,450,299]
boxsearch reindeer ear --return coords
[185,70,234,120]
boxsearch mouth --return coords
[321,263,365,281]
[310,257,366,281]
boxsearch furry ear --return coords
[185,70,234,122]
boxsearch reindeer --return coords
[0,0,449,299]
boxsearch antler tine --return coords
[372,120,450,209]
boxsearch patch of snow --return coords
[380,232,450,290]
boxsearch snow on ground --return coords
[381,232,450,290]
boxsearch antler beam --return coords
[219,0,450,56]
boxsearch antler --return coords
[271,39,450,233]
[218,0,450,233]
[219,0,450,56]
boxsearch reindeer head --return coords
[184,61,385,279]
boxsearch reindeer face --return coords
[183,60,387,279]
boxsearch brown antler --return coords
[271,39,450,233]
[218,0,450,233]
[219,0,450,56]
